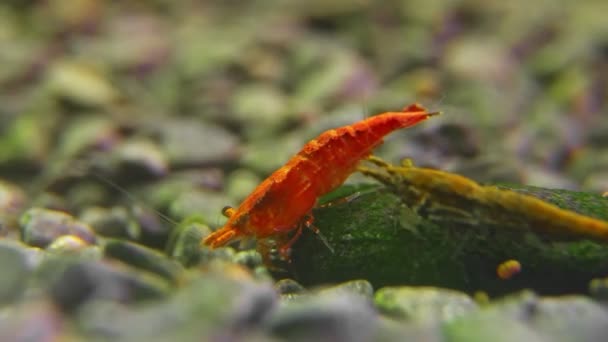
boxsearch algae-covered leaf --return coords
[291,163,608,296]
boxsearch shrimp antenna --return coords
[82,164,179,227]
[438,92,447,106]
[362,95,370,119]
[431,93,447,114]
[315,230,335,254]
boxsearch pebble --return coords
[20,208,97,248]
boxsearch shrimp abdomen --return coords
[299,104,437,195]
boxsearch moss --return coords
[291,173,608,296]
[293,184,470,289]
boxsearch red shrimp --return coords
[203,104,439,258]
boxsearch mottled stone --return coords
[20,208,97,248]
[374,286,478,322]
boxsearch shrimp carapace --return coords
[203,104,439,258]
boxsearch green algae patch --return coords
[291,163,608,296]
[292,184,471,290]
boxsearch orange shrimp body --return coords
[203,104,438,250]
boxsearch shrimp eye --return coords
[222,206,236,218]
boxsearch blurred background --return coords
[0,0,607,227]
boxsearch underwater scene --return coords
[0,1,607,341]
